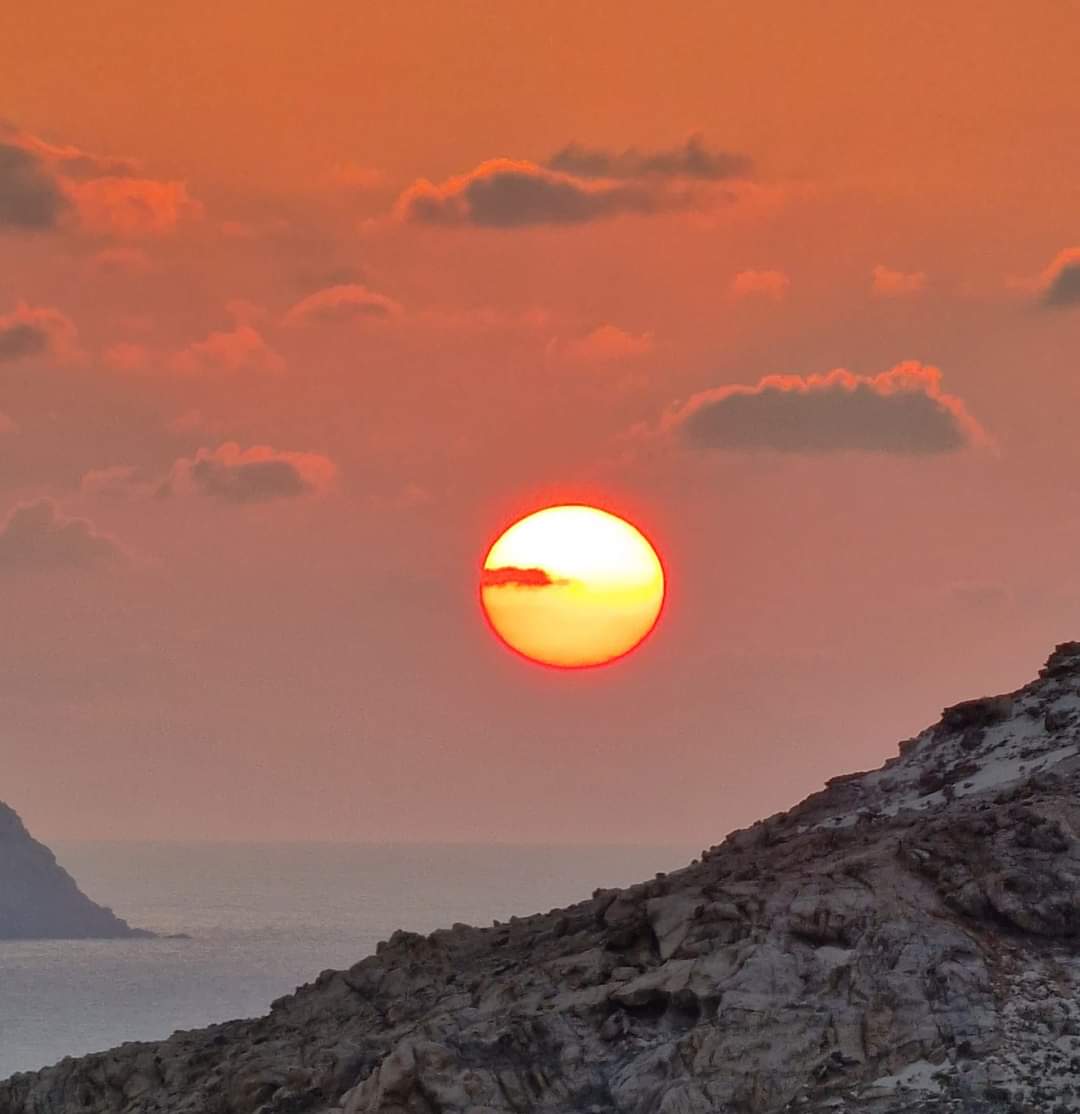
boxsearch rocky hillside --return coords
[7,645,1080,1113]
[0,802,147,940]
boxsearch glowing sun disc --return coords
[480,504,666,668]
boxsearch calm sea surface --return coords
[0,842,695,1079]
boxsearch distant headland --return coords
[0,801,151,940]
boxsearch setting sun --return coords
[480,505,666,668]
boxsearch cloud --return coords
[398,160,664,227]
[480,566,570,588]
[557,324,655,364]
[7,127,138,181]
[871,264,926,297]
[0,141,68,230]
[0,302,78,362]
[0,411,15,433]
[0,499,121,571]
[395,136,756,229]
[668,363,987,455]
[395,158,709,228]
[547,134,751,180]
[68,176,201,237]
[171,325,285,375]
[0,125,199,237]
[730,269,790,299]
[0,319,48,361]
[80,465,150,500]
[162,443,337,504]
[1039,248,1080,308]
[283,284,403,327]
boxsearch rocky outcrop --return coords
[0,801,147,940]
[8,645,1080,1112]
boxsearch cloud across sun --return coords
[480,505,665,669]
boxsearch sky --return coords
[2,0,1080,843]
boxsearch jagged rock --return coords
[10,645,1080,1111]
[939,695,1014,733]
[0,801,149,940]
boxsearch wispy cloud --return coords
[283,284,403,327]
[871,264,926,297]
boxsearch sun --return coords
[480,504,666,669]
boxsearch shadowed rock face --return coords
[0,802,146,940]
[8,647,1080,1112]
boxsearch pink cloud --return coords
[9,130,137,180]
[1038,247,1080,308]
[0,411,15,433]
[0,124,201,237]
[282,284,403,327]
[730,269,790,299]
[558,324,654,364]
[80,465,149,500]
[171,325,285,375]
[871,264,926,297]
[68,177,202,237]
[0,302,78,363]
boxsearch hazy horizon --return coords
[2,840,697,1077]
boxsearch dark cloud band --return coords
[670,364,986,455]
[480,567,570,588]
[394,136,751,229]
[397,159,675,228]
[547,134,750,181]
[161,443,337,504]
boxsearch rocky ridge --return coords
[7,645,1080,1112]
[0,801,148,940]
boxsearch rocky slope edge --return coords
[0,801,148,940]
[7,644,1080,1113]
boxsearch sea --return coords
[0,842,696,1079]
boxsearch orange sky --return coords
[1,2,1079,843]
